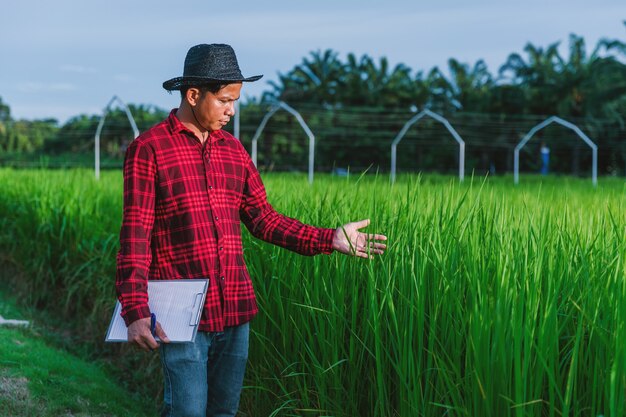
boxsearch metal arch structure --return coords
[513,116,597,186]
[390,109,465,183]
[251,101,316,184]
[94,95,140,180]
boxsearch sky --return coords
[0,0,624,123]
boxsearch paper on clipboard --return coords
[105,279,209,343]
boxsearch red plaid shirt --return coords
[116,110,335,332]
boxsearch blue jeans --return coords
[159,322,249,417]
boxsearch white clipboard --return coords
[105,279,209,343]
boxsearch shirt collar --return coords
[167,109,226,144]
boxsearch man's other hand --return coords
[127,316,170,351]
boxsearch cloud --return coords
[16,82,77,93]
[113,74,133,82]
[10,103,102,123]
[59,64,97,74]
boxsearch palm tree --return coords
[267,49,345,105]
[446,58,494,112]
[341,53,418,108]
[423,66,457,113]
[499,33,626,119]
[499,41,563,114]
[559,34,626,120]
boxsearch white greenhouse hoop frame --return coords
[94,95,139,180]
[251,101,315,184]
[390,109,465,183]
[234,101,240,139]
[513,116,597,186]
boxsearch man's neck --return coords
[176,106,210,144]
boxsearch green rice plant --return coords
[0,169,121,335]
[242,174,626,416]
[0,169,624,416]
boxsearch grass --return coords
[0,168,624,416]
[0,290,157,417]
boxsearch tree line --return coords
[1,29,625,174]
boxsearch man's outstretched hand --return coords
[332,219,387,259]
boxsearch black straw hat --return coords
[163,44,263,91]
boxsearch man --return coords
[116,43,387,417]
[540,141,550,175]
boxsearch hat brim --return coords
[163,75,263,91]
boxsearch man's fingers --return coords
[361,238,387,248]
[145,334,160,350]
[130,334,153,351]
[369,242,387,250]
[156,322,170,343]
[351,219,370,230]
[127,317,161,351]
[359,247,384,255]
[139,333,159,350]
[359,234,387,250]
[359,232,387,243]
[355,240,386,256]
[361,233,387,242]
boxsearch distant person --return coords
[115,43,387,417]
[540,142,550,175]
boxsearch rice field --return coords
[0,168,624,417]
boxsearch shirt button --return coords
[220,276,225,281]
[208,185,213,189]
[214,216,219,221]
[219,246,224,251]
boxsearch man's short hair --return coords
[180,83,226,99]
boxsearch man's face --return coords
[194,83,242,131]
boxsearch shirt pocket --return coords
[158,162,205,214]
[213,162,246,195]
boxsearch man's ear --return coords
[186,87,200,107]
